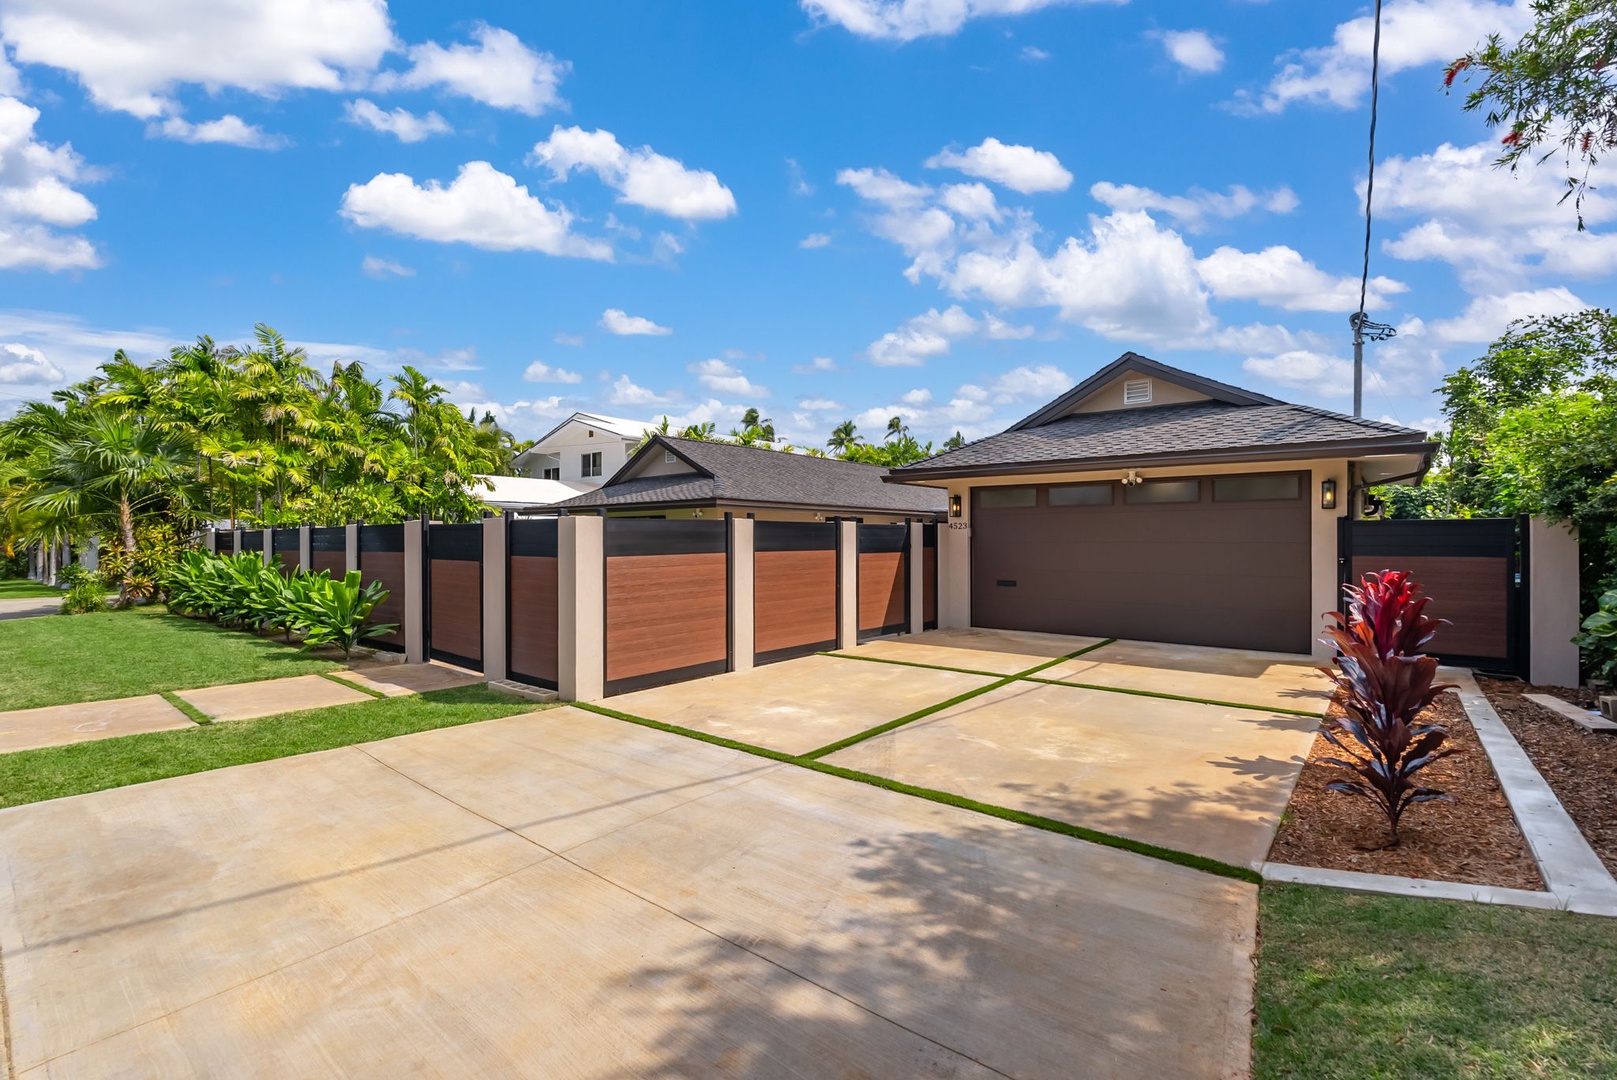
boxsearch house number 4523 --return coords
[948,522,970,530]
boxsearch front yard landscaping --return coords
[0,684,549,808]
[0,604,341,711]
[1254,883,1617,1079]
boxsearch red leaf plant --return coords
[1318,571,1459,848]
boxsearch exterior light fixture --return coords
[1122,469,1143,487]
[1320,478,1338,510]
[949,494,962,518]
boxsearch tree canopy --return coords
[1,325,515,586]
[1448,0,1617,224]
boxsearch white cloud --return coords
[608,373,669,406]
[801,0,1107,42]
[926,137,1072,194]
[339,161,612,260]
[360,254,412,278]
[1197,245,1406,312]
[599,308,671,336]
[0,341,62,384]
[0,310,175,388]
[941,182,1002,222]
[1091,181,1298,232]
[983,314,1035,339]
[1426,287,1587,344]
[1153,30,1224,74]
[530,125,737,221]
[553,331,585,346]
[689,358,768,397]
[0,47,22,96]
[868,305,978,366]
[1241,338,1448,401]
[792,355,839,374]
[798,397,843,410]
[800,232,832,249]
[155,114,285,149]
[0,96,100,271]
[1248,0,1533,113]
[0,0,395,119]
[1020,46,1050,61]
[523,360,583,384]
[343,99,451,143]
[377,22,565,115]
[1375,141,1617,291]
[986,363,1069,402]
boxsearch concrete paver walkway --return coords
[0,695,194,754]
[176,674,371,722]
[0,707,1258,1079]
[340,661,484,697]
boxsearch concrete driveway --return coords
[0,706,1257,1079]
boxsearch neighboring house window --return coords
[542,467,561,480]
[581,452,603,478]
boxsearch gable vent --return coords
[1123,378,1153,405]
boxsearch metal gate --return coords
[507,518,559,689]
[358,523,406,653]
[1339,516,1527,675]
[604,518,728,695]
[857,523,908,642]
[427,522,483,671]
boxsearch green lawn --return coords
[1254,884,1617,1079]
[0,579,63,600]
[0,606,343,711]
[0,685,549,808]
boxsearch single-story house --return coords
[887,353,1436,659]
[554,435,947,522]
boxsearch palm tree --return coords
[943,431,967,451]
[680,422,718,441]
[827,420,861,456]
[885,416,910,442]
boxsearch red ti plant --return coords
[1319,571,1459,848]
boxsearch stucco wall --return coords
[934,457,1355,660]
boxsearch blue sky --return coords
[0,0,1607,445]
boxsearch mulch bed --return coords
[1269,692,1546,891]
[1479,678,1617,878]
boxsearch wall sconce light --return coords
[949,494,962,518]
[1320,478,1338,511]
[1121,469,1144,487]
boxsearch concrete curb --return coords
[1260,862,1574,913]
[1443,668,1617,914]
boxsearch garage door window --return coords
[1213,474,1301,501]
[1124,479,1200,504]
[1048,483,1112,506]
[979,487,1037,508]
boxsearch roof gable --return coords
[525,411,656,453]
[1008,353,1281,431]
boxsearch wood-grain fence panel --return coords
[509,555,559,688]
[754,549,837,663]
[606,552,727,692]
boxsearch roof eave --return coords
[555,494,944,517]
[884,436,1439,483]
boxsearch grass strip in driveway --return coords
[1024,676,1325,718]
[1254,882,1617,1079]
[321,671,388,699]
[801,639,1118,760]
[0,686,546,809]
[817,653,1007,679]
[572,661,1263,887]
[159,691,211,725]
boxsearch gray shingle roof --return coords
[557,437,946,514]
[896,400,1430,474]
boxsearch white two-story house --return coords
[476,412,656,511]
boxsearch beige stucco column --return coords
[729,516,755,673]
[231,529,243,557]
[403,518,426,664]
[558,514,605,701]
[1309,463,1349,662]
[344,523,360,577]
[837,519,859,649]
[482,516,508,683]
[204,529,218,555]
[297,525,312,574]
[907,520,925,634]
[260,528,273,568]
[940,486,970,629]
[1528,517,1582,687]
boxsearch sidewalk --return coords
[0,663,485,755]
[0,596,59,622]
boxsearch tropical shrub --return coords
[295,571,397,659]
[56,563,96,589]
[1575,589,1617,681]
[1319,570,1460,848]
[60,579,110,614]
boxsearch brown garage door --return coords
[971,471,1312,654]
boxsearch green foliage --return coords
[294,570,397,659]
[55,562,96,589]
[162,551,395,657]
[1574,588,1617,680]
[1446,0,1617,227]
[60,579,110,615]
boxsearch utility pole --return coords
[1349,312,1396,419]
